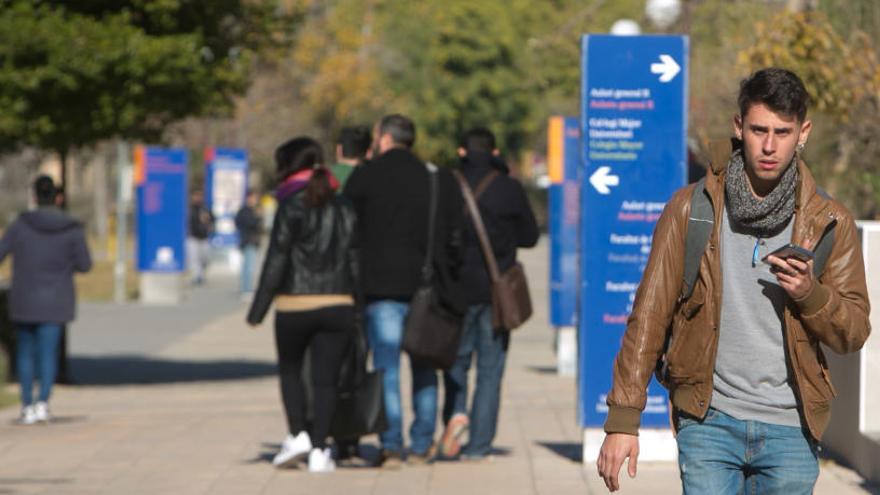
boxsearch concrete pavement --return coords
[0,238,876,494]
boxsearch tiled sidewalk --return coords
[0,240,873,494]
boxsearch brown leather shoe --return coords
[373,449,404,469]
[407,444,436,465]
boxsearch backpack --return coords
[680,177,835,299]
[656,177,836,384]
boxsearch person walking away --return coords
[331,125,372,188]
[439,128,539,460]
[246,137,357,473]
[596,68,871,493]
[0,176,92,424]
[344,114,464,467]
[234,189,262,299]
[329,124,372,465]
[187,189,214,285]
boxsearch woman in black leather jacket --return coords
[246,136,358,473]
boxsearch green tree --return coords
[739,10,880,217]
[376,1,533,164]
[0,0,285,188]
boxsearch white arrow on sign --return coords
[650,54,681,83]
[590,166,620,195]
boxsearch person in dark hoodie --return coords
[438,128,539,460]
[0,175,92,425]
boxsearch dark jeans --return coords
[275,306,353,449]
[442,304,509,456]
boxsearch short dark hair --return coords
[460,127,496,153]
[738,68,810,122]
[275,136,324,182]
[33,175,56,206]
[377,114,416,148]
[339,125,372,159]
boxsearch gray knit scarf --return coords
[724,148,798,236]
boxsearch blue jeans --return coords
[442,304,509,456]
[240,245,257,294]
[366,300,438,454]
[676,407,819,494]
[15,323,62,406]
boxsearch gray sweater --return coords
[0,207,92,324]
[711,206,801,427]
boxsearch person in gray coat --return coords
[0,176,92,424]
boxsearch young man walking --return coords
[439,128,539,460]
[597,68,870,493]
[344,114,464,466]
[0,176,92,424]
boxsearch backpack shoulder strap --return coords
[812,187,836,277]
[682,178,713,300]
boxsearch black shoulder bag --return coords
[402,163,464,370]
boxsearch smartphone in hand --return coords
[761,243,815,264]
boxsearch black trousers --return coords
[275,306,353,449]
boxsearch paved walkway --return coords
[0,239,875,494]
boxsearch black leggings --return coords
[275,306,353,449]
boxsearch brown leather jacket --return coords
[604,152,871,441]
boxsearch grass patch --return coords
[0,350,17,410]
[74,258,140,302]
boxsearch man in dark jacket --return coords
[187,189,214,285]
[234,189,262,297]
[0,176,92,424]
[344,114,464,466]
[438,128,539,460]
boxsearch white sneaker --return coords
[18,405,38,426]
[33,402,51,423]
[272,431,312,468]
[308,447,336,473]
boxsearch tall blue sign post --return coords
[548,116,582,376]
[205,147,249,249]
[135,146,188,304]
[579,34,688,461]
[548,116,582,329]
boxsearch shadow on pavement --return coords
[69,356,276,385]
[0,477,72,493]
[526,365,558,375]
[535,441,582,463]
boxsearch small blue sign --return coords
[578,35,688,428]
[205,147,249,248]
[549,116,581,327]
[135,147,188,272]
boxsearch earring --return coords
[796,142,805,153]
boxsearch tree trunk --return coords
[91,147,109,262]
[59,149,68,210]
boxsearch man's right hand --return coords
[597,433,639,492]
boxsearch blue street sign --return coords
[135,146,188,272]
[578,35,688,428]
[205,148,249,248]
[548,116,582,328]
